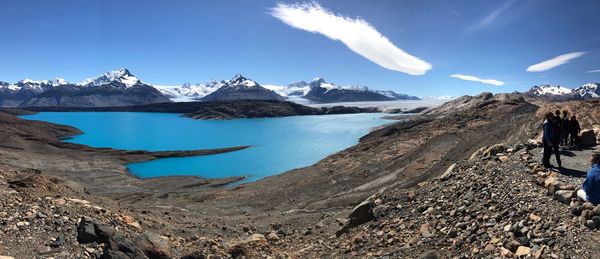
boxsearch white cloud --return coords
[526,52,586,72]
[466,0,518,33]
[588,69,600,73]
[269,2,431,75]
[450,74,505,86]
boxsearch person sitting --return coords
[577,152,600,205]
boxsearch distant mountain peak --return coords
[311,77,325,83]
[227,74,258,88]
[80,68,141,88]
[231,73,247,82]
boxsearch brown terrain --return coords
[1,94,600,258]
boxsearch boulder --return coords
[554,190,574,204]
[439,163,456,180]
[77,217,99,244]
[484,144,506,157]
[469,147,487,161]
[580,129,597,147]
[134,232,171,259]
[103,233,149,259]
[337,198,375,235]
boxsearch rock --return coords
[585,220,598,229]
[34,246,53,255]
[543,175,558,188]
[0,256,15,259]
[580,129,597,147]
[504,240,521,252]
[68,198,90,205]
[135,232,171,259]
[498,155,509,163]
[439,163,456,180]
[407,191,417,201]
[420,224,433,238]
[103,233,149,259]
[266,232,279,241]
[372,205,390,219]
[593,205,600,215]
[248,234,267,243]
[77,217,99,244]
[337,199,374,235]
[554,190,574,204]
[515,246,531,257]
[469,146,487,161]
[51,198,66,206]
[418,251,438,259]
[484,144,506,157]
[529,213,542,222]
[181,252,207,259]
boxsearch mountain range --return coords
[524,83,600,101]
[0,69,421,107]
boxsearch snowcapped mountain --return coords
[79,68,142,88]
[526,85,572,96]
[573,83,600,99]
[202,74,285,101]
[302,78,420,103]
[262,81,311,97]
[0,69,422,107]
[0,69,170,107]
[525,83,600,101]
[155,81,225,102]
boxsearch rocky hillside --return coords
[2,93,600,258]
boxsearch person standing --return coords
[561,110,570,147]
[577,152,600,205]
[569,115,581,148]
[542,112,562,168]
[554,110,562,146]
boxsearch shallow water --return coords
[22,112,392,181]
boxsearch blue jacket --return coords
[543,120,554,142]
[583,164,600,204]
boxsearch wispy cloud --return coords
[269,2,431,75]
[588,69,600,73]
[450,74,505,86]
[466,0,518,33]
[526,52,586,72]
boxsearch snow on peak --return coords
[573,83,600,98]
[344,85,369,91]
[227,74,258,88]
[530,85,572,95]
[79,68,141,88]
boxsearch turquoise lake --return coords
[22,112,392,181]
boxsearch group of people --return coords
[541,110,599,205]
[542,109,581,168]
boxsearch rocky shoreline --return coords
[10,100,379,120]
[1,95,600,258]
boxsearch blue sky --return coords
[1,0,599,97]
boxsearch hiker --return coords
[561,110,570,147]
[569,115,581,148]
[542,112,562,168]
[554,110,562,146]
[577,152,600,205]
